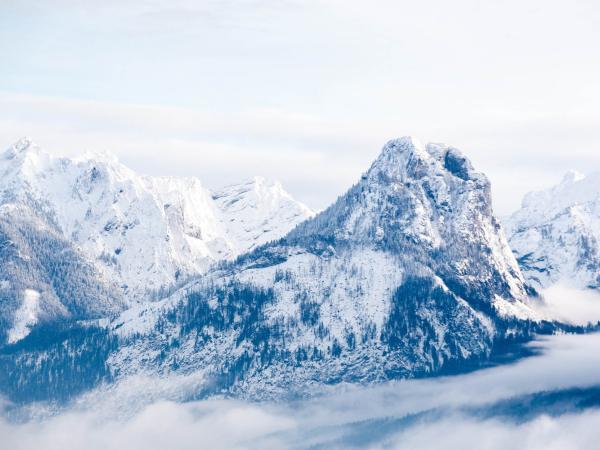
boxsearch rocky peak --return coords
[4,136,35,157]
[366,137,483,186]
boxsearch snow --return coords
[0,135,545,400]
[7,289,40,344]
[102,136,537,399]
[214,176,315,253]
[110,282,201,337]
[367,137,528,303]
[493,295,538,321]
[235,248,404,344]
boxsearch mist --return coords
[3,332,600,449]
[533,285,600,326]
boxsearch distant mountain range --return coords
[506,170,600,291]
[0,136,586,406]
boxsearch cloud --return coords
[383,411,600,450]
[3,332,600,449]
[0,400,293,450]
[529,285,600,326]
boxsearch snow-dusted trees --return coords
[0,323,117,403]
[0,207,123,344]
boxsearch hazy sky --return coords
[2,0,600,214]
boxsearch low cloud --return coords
[0,400,292,450]
[383,411,600,450]
[531,285,600,326]
[2,332,600,449]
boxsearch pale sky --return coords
[1,0,600,214]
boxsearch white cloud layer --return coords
[3,332,600,449]
[532,285,600,326]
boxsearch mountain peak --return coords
[383,136,423,153]
[10,136,34,151]
[0,138,314,303]
[239,176,283,191]
[506,170,600,289]
[287,137,525,306]
[214,176,290,202]
[367,137,482,186]
[368,136,425,176]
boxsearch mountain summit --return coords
[286,137,527,307]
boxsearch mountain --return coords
[0,137,548,405]
[505,171,600,290]
[0,138,313,344]
[65,137,539,402]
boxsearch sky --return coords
[4,332,600,449]
[1,0,600,214]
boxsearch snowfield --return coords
[7,289,40,344]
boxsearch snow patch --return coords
[493,295,539,321]
[7,289,40,344]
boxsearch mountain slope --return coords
[0,203,123,345]
[214,176,315,253]
[505,171,600,290]
[100,137,538,401]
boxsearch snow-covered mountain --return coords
[85,137,538,401]
[0,138,313,344]
[505,171,600,290]
[0,136,546,405]
[214,177,314,254]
